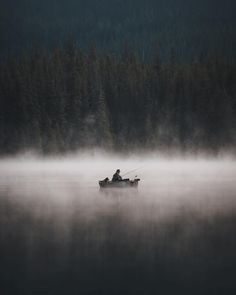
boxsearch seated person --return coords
[112,169,122,182]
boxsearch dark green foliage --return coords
[0,42,236,154]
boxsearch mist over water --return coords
[1,154,236,294]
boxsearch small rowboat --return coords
[99,178,140,189]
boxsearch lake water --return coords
[1,155,236,294]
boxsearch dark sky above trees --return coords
[1,0,236,59]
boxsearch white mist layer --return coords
[0,154,236,224]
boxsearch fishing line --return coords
[122,166,146,177]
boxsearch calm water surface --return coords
[0,157,236,295]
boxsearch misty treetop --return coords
[0,41,236,154]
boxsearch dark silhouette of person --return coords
[112,169,122,182]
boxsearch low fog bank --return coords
[1,153,236,294]
[1,153,236,217]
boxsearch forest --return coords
[0,41,236,154]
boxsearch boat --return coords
[99,178,140,189]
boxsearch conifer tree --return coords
[96,89,113,148]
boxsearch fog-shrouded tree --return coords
[96,89,113,148]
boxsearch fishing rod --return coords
[122,166,146,177]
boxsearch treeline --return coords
[0,41,236,154]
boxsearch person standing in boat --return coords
[112,169,122,182]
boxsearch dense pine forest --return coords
[0,41,236,154]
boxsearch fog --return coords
[1,154,236,217]
[1,154,236,294]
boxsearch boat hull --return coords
[99,179,140,189]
